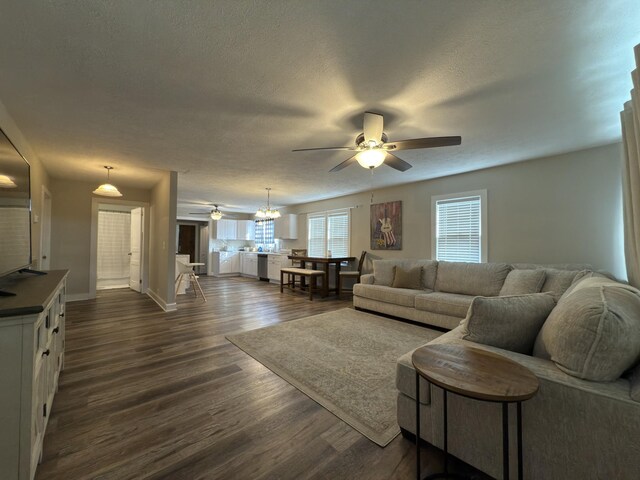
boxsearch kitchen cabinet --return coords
[0,271,67,480]
[215,219,237,240]
[241,252,258,277]
[274,214,297,239]
[219,251,240,275]
[236,220,255,241]
[267,254,292,282]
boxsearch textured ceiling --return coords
[0,1,638,214]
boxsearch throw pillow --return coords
[460,293,556,354]
[533,284,640,381]
[391,266,423,290]
[540,269,586,301]
[499,269,547,296]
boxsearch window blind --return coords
[307,208,350,257]
[254,218,274,245]
[435,196,481,263]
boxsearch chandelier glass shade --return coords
[93,166,122,197]
[255,187,280,219]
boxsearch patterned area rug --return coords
[226,308,442,446]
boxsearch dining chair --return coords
[338,250,367,295]
[175,261,207,301]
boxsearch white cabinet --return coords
[241,253,258,277]
[267,254,292,282]
[236,220,255,241]
[0,270,67,480]
[219,251,240,275]
[215,219,237,240]
[275,214,297,239]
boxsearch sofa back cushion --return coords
[533,282,640,381]
[540,269,589,301]
[461,293,556,354]
[499,269,547,296]
[373,259,438,289]
[435,261,511,296]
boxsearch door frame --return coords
[39,185,52,270]
[89,198,150,299]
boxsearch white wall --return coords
[283,143,626,279]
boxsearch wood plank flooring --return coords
[37,276,485,480]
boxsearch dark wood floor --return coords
[37,275,485,480]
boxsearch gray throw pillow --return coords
[533,284,640,381]
[541,269,586,301]
[460,293,556,354]
[500,269,546,296]
[392,266,423,289]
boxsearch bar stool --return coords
[175,261,206,301]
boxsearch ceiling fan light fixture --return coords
[211,206,223,221]
[356,149,386,169]
[93,166,123,197]
[255,187,280,219]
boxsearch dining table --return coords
[287,255,356,297]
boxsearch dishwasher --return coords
[258,254,269,281]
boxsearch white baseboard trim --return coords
[66,293,94,302]
[146,289,177,312]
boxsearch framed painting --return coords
[370,201,402,250]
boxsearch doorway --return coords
[177,221,208,274]
[96,205,135,290]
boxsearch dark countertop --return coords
[0,270,69,318]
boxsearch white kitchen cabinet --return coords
[215,219,237,240]
[219,251,240,274]
[0,270,67,480]
[241,253,258,277]
[236,220,255,241]
[274,214,297,239]
[267,254,292,282]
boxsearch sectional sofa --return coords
[354,259,640,480]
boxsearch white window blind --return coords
[435,195,482,263]
[254,219,274,245]
[307,209,350,257]
[307,214,326,257]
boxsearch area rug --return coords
[225,308,442,446]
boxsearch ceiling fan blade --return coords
[292,146,354,152]
[384,153,413,172]
[363,112,384,144]
[329,155,358,172]
[384,136,462,151]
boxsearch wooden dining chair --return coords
[338,250,367,294]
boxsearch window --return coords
[432,190,487,263]
[254,218,274,245]
[307,209,350,257]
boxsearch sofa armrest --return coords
[360,273,375,284]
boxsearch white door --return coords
[129,207,143,292]
[40,187,52,270]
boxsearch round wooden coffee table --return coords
[412,343,539,480]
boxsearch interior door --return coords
[129,207,143,292]
[178,224,196,262]
[40,188,52,270]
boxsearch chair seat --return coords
[281,267,325,276]
[339,270,359,277]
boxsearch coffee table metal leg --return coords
[416,372,421,480]
[502,402,509,480]
[517,402,523,480]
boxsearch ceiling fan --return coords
[293,112,461,172]
[189,204,224,220]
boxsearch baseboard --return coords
[146,289,177,312]
[66,293,94,302]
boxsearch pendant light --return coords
[93,166,122,197]
[255,187,280,219]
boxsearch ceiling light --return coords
[0,174,17,188]
[211,205,223,221]
[255,187,281,219]
[93,166,122,197]
[356,149,386,169]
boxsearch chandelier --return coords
[255,187,280,219]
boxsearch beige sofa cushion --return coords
[415,292,474,318]
[560,274,620,300]
[630,365,640,402]
[541,269,588,301]
[392,266,422,289]
[533,283,640,381]
[353,284,426,307]
[373,259,438,289]
[460,293,556,354]
[435,261,511,296]
[499,269,546,296]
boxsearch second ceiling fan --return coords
[293,112,461,172]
